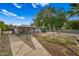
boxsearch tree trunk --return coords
[48,23,54,39]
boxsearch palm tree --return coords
[69,3,79,48]
[69,3,79,16]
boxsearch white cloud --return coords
[32,3,49,8]
[13,3,22,8]
[1,9,17,17]
[0,9,25,20]
[39,3,49,7]
[32,3,37,8]
[19,16,25,19]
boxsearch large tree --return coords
[33,7,67,32]
[68,3,79,48]
[0,21,11,31]
[0,21,6,30]
[33,7,56,32]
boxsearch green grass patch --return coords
[35,35,76,45]
[54,36,76,45]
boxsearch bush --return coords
[40,28,46,33]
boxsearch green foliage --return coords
[69,4,79,17]
[33,6,67,31]
[70,20,79,30]
[65,20,72,29]
[0,21,11,30]
[65,4,79,30]
[0,21,6,30]
[40,28,46,33]
[65,20,79,30]
[5,25,11,30]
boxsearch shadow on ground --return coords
[18,34,35,49]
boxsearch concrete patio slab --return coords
[9,34,33,56]
[9,34,51,56]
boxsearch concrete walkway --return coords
[9,34,51,56]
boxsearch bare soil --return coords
[34,33,79,56]
[0,34,12,56]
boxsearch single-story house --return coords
[13,25,41,34]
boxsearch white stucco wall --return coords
[14,28,18,34]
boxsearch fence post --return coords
[0,28,1,35]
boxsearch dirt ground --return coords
[34,32,79,56]
[0,32,79,56]
[0,34,12,56]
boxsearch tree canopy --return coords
[33,6,67,32]
[0,21,11,30]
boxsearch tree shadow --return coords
[19,34,35,49]
[54,40,78,56]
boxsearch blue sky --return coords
[0,3,78,25]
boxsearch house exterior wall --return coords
[14,26,41,34]
[33,28,41,33]
[14,27,33,34]
[14,28,17,34]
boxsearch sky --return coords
[0,3,78,25]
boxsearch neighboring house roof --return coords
[17,25,38,28]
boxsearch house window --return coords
[33,28,35,30]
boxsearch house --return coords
[13,25,40,34]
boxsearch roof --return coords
[17,25,38,28]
